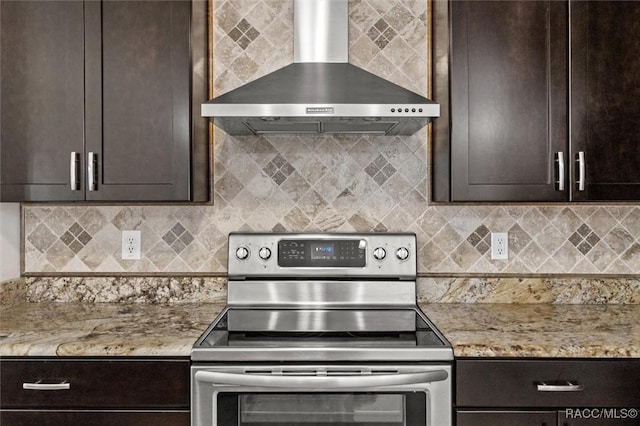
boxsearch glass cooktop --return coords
[192,307,452,362]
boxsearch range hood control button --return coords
[396,247,410,261]
[258,247,271,260]
[235,246,250,260]
[373,247,386,261]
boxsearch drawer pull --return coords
[23,381,71,391]
[536,381,583,392]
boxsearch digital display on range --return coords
[278,239,366,267]
[310,243,336,260]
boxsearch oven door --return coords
[191,365,451,426]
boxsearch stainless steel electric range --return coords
[191,233,453,426]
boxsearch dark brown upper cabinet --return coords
[0,0,209,202]
[570,1,640,201]
[433,0,640,202]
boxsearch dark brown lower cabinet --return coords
[0,358,190,426]
[456,359,640,426]
[457,410,557,426]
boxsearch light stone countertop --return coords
[420,302,640,358]
[1,302,639,358]
[0,302,224,357]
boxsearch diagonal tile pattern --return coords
[20,1,640,275]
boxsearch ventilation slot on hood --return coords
[243,118,399,135]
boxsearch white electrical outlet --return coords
[121,230,141,260]
[491,232,509,260]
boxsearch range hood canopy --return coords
[202,0,439,136]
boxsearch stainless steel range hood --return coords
[202,0,439,136]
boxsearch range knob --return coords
[373,247,386,260]
[396,247,410,261]
[258,247,271,260]
[235,246,249,260]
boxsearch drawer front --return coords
[457,410,557,426]
[0,359,190,409]
[457,359,640,407]
[0,410,189,426]
[558,410,640,426]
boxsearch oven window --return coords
[218,392,426,426]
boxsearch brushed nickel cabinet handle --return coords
[556,151,565,191]
[23,381,71,391]
[70,152,80,191]
[537,381,584,392]
[87,152,98,191]
[576,151,586,191]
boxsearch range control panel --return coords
[228,233,416,279]
[279,239,366,267]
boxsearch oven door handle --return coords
[195,370,448,389]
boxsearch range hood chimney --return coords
[202,0,439,136]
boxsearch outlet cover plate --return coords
[121,230,141,260]
[491,232,509,260]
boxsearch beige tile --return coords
[381,205,414,230]
[621,243,640,271]
[621,207,640,237]
[366,0,394,16]
[509,223,532,255]
[44,240,74,270]
[44,207,76,237]
[448,207,482,238]
[418,241,446,270]
[553,242,583,273]
[586,242,619,272]
[349,0,380,33]
[214,0,242,34]
[518,207,550,238]
[519,241,549,272]
[229,53,259,81]
[553,207,583,237]
[604,227,635,255]
[431,223,463,254]
[314,207,347,232]
[27,224,58,253]
[283,206,311,230]
[450,241,481,270]
[384,3,414,33]
[588,207,619,237]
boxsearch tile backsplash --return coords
[22,0,640,275]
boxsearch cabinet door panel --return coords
[450,1,568,201]
[85,1,191,201]
[571,1,640,200]
[0,410,189,426]
[457,410,557,426]
[0,1,85,201]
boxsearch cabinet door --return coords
[84,1,191,201]
[570,1,640,201]
[0,0,85,201]
[457,410,557,426]
[449,1,568,201]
